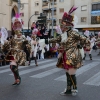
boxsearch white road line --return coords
[10,62,56,75]
[30,68,62,78]
[0,59,55,74]
[0,65,9,69]
[83,72,100,86]
[0,66,28,74]
[55,62,100,82]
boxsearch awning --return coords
[91,10,100,16]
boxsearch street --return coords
[0,50,100,100]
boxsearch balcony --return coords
[42,0,49,2]
[12,0,18,2]
[42,7,49,11]
[42,2,49,10]
[49,0,57,2]
[51,2,57,5]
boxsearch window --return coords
[35,11,39,15]
[81,5,87,11]
[59,19,62,23]
[92,3,100,11]
[91,16,100,24]
[20,4,24,10]
[59,0,64,2]
[81,17,87,22]
[35,2,39,6]
[59,8,64,13]
[20,13,24,17]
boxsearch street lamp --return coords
[28,14,36,35]
[51,0,54,37]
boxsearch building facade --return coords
[74,0,100,34]
[0,0,19,35]
[1,0,100,35]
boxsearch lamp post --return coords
[51,0,54,37]
[28,14,36,36]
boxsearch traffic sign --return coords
[38,20,46,23]
[38,16,46,19]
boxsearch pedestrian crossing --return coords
[0,59,100,86]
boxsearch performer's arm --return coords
[72,31,90,46]
[49,35,61,43]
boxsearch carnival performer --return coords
[2,13,30,85]
[30,28,38,66]
[48,6,90,96]
[95,32,100,55]
[83,31,96,60]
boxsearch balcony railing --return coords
[42,0,49,2]
[42,4,48,6]
[12,0,18,2]
[51,2,57,5]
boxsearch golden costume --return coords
[2,13,30,85]
[49,30,90,69]
[3,37,27,66]
[49,6,90,96]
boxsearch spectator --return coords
[37,44,42,59]
[31,21,36,31]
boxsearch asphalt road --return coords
[0,50,100,100]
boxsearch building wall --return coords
[74,0,100,29]
[30,0,42,25]
[20,0,29,29]
[0,0,18,32]
[20,0,42,29]
[56,0,72,25]
[1,0,99,32]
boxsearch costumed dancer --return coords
[0,27,9,65]
[2,13,29,86]
[95,32,100,55]
[30,28,38,66]
[49,6,90,96]
[83,30,95,60]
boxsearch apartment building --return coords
[42,0,100,34]
[74,0,100,34]
[42,0,72,29]
[1,0,100,34]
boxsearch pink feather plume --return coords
[68,6,78,15]
[15,13,20,18]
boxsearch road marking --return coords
[83,72,100,86]
[0,65,10,69]
[0,59,55,74]
[30,68,62,78]
[55,62,100,82]
[10,62,56,75]
[0,66,28,74]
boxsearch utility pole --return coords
[51,0,54,37]
[18,0,20,14]
[48,0,50,30]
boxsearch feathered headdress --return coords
[12,13,22,31]
[62,6,78,26]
